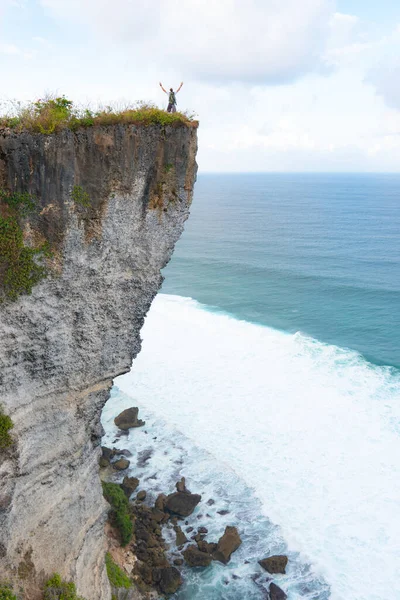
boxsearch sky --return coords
[1,0,400,172]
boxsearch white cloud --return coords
[368,61,400,110]
[40,0,336,84]
[0,42,33,59]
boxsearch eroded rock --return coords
[259,555,288,574]
[183,545,213,567]
[121,476,139,497]
[114,407,145,430]
[165,492,201,517]
[153,566,182,594]
[213,526,242,564]
[113,458,130,471]
[269,582,287,600]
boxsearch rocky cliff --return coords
[0,122,198,599]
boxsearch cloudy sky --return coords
[1,0,400,171]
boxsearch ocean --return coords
[103,174,400,600]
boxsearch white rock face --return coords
[0,124,198,599]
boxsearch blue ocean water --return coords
[162,173,400,369]
[106,174,400,600]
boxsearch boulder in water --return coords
[165,492,201,517]
[174,525,188,546]
[259,555,288,574]
[269,582,287,600]
[213,526,241,564]
[176,477,189,493]
[121,476,139,497]
[113,458,130,471]
[152,566,182,594]
[155,493,167,512]
[114,407,145,430]
[183,545,213,567]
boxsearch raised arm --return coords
[176,81,184,93]
[159,82,167,94]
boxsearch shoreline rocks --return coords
[259,555,288,574]
[213,526,242,564]
[104,461,289,599]
[165,491,202,517]
[269,582,287,600]
[114,407,145,430]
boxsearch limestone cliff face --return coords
[0,123,198,599]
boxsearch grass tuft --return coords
[0,95,198,134]
[0,584,17,600]
[102,482,133,546]
[105,553,131,589]
[0,407,14,450]
[43,574,85,600]
[71,185,90,208]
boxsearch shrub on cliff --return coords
[102,482,133,546]
[0,584,17,600]
[0,190,51,302]
[105,553,131,589]
[0,408,13,449]
[0,95,198,133]
[43,574,85,600]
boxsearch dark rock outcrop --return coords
[183,545,213,567]
[174,525,188,546]
[153,566,182,595]
[259,555,288,574]
[165,492,201,517]
[213,526,242,564]
[269,582,287,600]
[121,476,139,497]
[114,407,145,430]
[113,458,130,471]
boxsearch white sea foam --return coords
[114,293,400,600]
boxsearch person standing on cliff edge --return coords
[159,82,183,113]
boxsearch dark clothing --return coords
[167,103,177,113]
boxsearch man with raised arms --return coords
[159,82,183,113]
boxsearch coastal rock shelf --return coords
[0,122,198,599]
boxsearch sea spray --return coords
[102,388,330,599]
[113,294,400,600]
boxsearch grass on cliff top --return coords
[0,95,198,134]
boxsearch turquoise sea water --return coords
[162,173,400,369]
[108,174,400,599]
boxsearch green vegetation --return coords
[0,215,48,301]
[0,407,13,450]
[0,584,17,600]
[71,185,90,208]
[0,95,198,134]
[105,553,131,589]
[102,482,133,546]
[0,190,51,301]
[43,574,85,600]
[0,190,36,215]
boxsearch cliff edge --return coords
[0,122,198,599]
